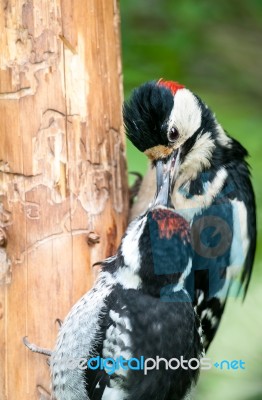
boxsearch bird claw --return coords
[23,336,52,357]
[37,384,51,400]
[23,318,62,356]
[55,318,63,328]
[23,319,64,397]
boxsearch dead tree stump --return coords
[0,0,128,398]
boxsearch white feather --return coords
[114,267,141,289]
[102,386,126,400]
[174,167,228,221]
[121,216,147,273]
[215,199,250,300]
[168,89,202,144]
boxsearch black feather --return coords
[123,81,173,152]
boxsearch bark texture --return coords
[0,0,128,398]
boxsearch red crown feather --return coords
[157,78,185,95]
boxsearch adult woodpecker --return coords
[123,79,256,350]
[50,162,203,400]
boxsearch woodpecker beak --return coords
[154,149,179,207]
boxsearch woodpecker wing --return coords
[183,138,256,349]
[93,286,203,400]
[51,271,115,400]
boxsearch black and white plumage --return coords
[51,201,203,400]
[123,79,256,350]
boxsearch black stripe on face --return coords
[194,94,217,136]
[179,129,201,165]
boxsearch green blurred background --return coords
[120,1,262,399]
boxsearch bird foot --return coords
[23,336,52,357]
[23,318,63,356]
[37,384,51,400]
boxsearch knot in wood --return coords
[87,231,100,245]
[0,228,7,247]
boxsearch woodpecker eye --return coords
[169,127,179,142]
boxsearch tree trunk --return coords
[0,0,128,398]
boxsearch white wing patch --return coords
[103,311,132,380]
[214,199,249,300]
[229,199,250,277]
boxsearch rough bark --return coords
[0,0,128,398]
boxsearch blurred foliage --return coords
[121,0,262,95]
[120,1,262,399]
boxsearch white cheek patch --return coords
[168,89,202,142]
[174,166,227,214]
[176,132,216,184]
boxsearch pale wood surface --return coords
[0,0,128,398]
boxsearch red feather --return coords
[152,209,190,241]
[157,79,185,94]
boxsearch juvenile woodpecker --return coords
[123,79,256,350]
[50,163,203,400]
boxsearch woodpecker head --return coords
[113,176,193,296]
[123,79,233,196]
